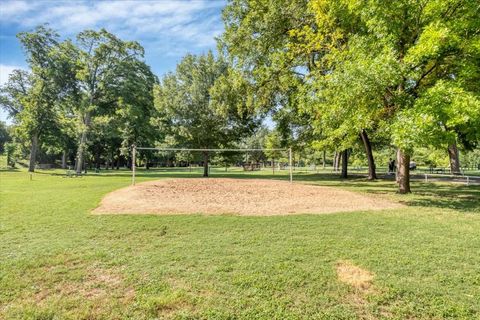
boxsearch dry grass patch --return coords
[336,260,375,291]
[2,260,136,319]
[336,261,379,319]
[32,263,135,303]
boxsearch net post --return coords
[289,147,293,183]
[132,144,136,186]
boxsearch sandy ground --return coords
[93,178,402,216]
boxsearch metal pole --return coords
[289,147,293,183]
[132,145,136,186]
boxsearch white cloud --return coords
[0,64,23,85]
[0,0,32,20]
[0,0,225,52]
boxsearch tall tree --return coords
[15,26,63,172]
[115,60,158,163]
[221,0,379,180]
[73,29,145,174]
[0,121,11,153]
[154,52,259,177]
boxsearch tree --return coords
[0,121,11,153]
[265,130,285,173]
[299,36,401,180]
[352,0,480,190]
[2,26,159,172]
[241,126,269,169]
[392,81,480,174]
[115,60,158,165]
[154,52,259,177]
[0,69,32,118]
[73,29,146,174]
[221,0,380,181]
[16,26,63,172]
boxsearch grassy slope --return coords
[0,168,479,319]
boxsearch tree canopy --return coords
[221,0,480,192]
[153,52,260,176]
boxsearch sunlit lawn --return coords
[1,167,479,319]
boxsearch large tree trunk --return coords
[75,112,91,175]
[340,149,348,179]
[360,129,377,180]
[396,149,411,194]
[203,151,209,177]
[61,150,67,169]
[447,142,461,175]
[28,132,38,172]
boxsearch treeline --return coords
[2,0,480,193]
[1,27,158,174]
[0,26,264,177]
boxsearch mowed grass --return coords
[0,168,479,319]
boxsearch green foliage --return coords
[222,0,480,191]
[414,148,450,168]
[154,52,259,150]
[72,29,155,171]
[415,81,480,147]
[393,81,480,152]
[4,142,20,167]
[463,149,480,169]
[0,121,11,153]
[0,69,31,118]
[264,130,285,161]
[16,25,66,135]
[1,26,159,171]
[241,126,270,163]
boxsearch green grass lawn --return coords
[1,168,479,319]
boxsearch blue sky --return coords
[0,0,227,122]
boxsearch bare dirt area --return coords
[93,178,402,216]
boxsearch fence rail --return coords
[418,173,479,186]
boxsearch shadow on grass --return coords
[0,167,21,172]
[401,183,480,213]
